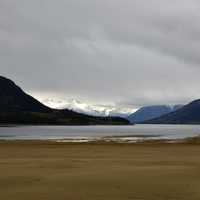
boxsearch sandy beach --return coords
[0,140,200,200]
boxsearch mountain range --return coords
[0,76,129,125]
[144,99,200,124]
[43,98,133,118]
[2,75,200,125]
[128,105,183,124]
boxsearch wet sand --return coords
[0,140,200,200]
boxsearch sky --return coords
[1,0,200,111]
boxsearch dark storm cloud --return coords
[1,0,200,109]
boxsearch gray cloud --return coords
[1,0,200,109]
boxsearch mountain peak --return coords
[144,99,200,124]
[128,105,183,124]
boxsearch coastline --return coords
[1,135,200,144]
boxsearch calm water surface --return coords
[0,124,200,141]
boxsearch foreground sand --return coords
[0,140,200,200]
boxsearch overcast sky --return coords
[1,0,200,109]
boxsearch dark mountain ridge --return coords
[128,105,183,124]
[0,76,129,125]
[0,76,51,113]
[144,99,200,124]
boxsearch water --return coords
[0,124,200,142]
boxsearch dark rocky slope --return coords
[0,76,129,125]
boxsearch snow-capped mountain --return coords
[42,98,134,118]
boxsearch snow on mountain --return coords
[42,98,134,118]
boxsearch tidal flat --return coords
[0,140,200,200]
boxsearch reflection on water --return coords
[0,124,200,141]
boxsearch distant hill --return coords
[128,105,183,124]
[144,100,200,124]
[0,76,129,125]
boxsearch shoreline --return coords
[1,135,200,144]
